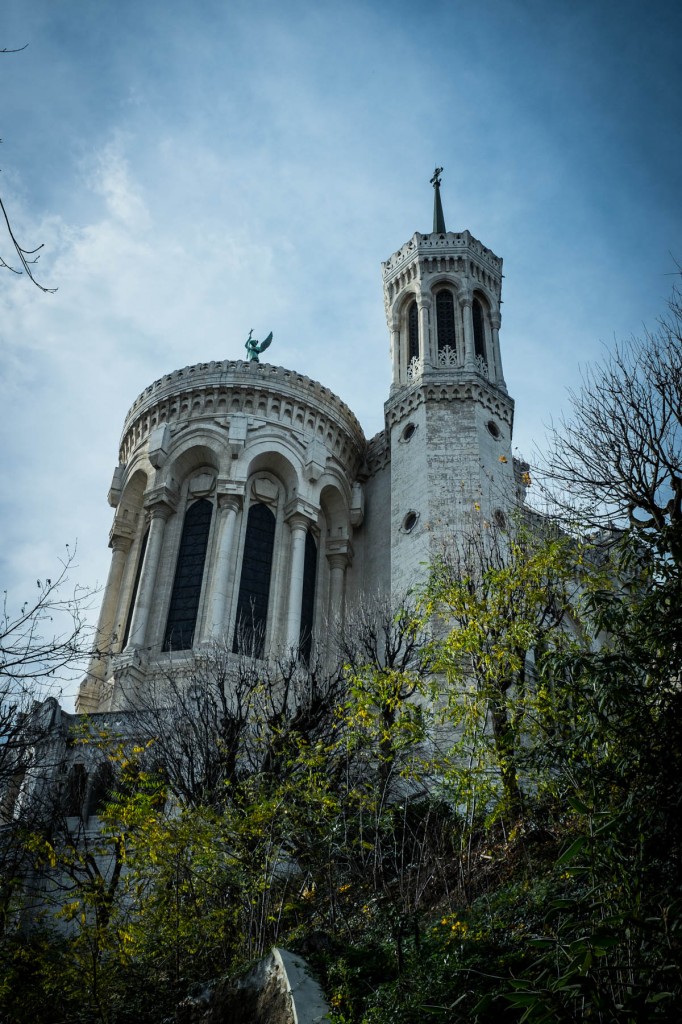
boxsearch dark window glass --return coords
[436,290,456,353]
[163,499,213,651]
[122,527,149,649]
[63,763,88,817]
[299,530,318,663]
[473,298,487,363]
[407,301,419,362]
[85,762,115,818]
[233,503,276,658]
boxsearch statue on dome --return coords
[245,329,273,362]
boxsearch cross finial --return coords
[430,167,446,233]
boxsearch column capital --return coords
[284,497,319,526]
[417,297,432,311]
[108,531,134,554]
[287,512,311,534]
[217,492,243,515]
[326,538,354,567]
[143,484,179,519]
[459,291,473,308]
[216,476,246,495]
[109,519,136,548]
[490,312,501,330]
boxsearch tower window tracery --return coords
[472,297,487,365]
[233,502,276,658]
[407,300,419,363]
[163,498,213,651]
[436,289,457,355]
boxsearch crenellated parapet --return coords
[382,230,503,323]
[119,360,366,474]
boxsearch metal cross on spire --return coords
[430,166,446,234]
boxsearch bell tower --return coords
[383,170,517,596]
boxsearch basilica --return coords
[77,176,527,715]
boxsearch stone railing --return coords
[119,361,367,470]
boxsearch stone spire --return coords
[430,166,446,233]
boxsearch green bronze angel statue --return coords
[245,329,273,362]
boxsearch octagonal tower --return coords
[382,172,518,597]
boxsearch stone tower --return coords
[381,170,517,596]
[77,364,366,713]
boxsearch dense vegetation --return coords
[1,292,681,1022]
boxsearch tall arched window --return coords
[163,498,213,651]
[299,530,318,663]
[233,503,276,658]
[472,297,487,365]
[122,527,149,649]
[63,763,88,818]
[436,290,456,354]
[407,301,419,363]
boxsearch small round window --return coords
[493,508,507,529]
[401,422,417,442]
[486,419,501,439]
[402,510,419,533]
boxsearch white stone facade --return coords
[77,224,520,714]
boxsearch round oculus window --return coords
[493,508,507,529]
[402,511,419,533]
[486,419,501,439]
[401,422,417,442]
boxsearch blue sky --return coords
[1,0,681,704]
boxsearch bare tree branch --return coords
[537,281,682,553]
[1,43,56,292]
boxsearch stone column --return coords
[285,514,309,651]
[390,323,400,387]
[208,494,242,639]
[126,501,173,650]
[325,539,353,627]
[490,312,507,391]
[418,299,432,368]
[88,531,133,679]
[461,295,475,370]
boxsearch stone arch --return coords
[164,439,222,490]
[421,273,464,301]
[117,467,149,529]
[319,482,350,540]
[239,444,301,501]
[388,282,419,326]
[119,466,148,506]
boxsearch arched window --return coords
[63,763,88,818]
[85,762,116,819]
[299,530,318,663]
[472,297,487,364]
[122,526,149,649]
[233,503,276,658]
[407,301,419,363]
[436,290,456,354]
[163,498,213,651]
